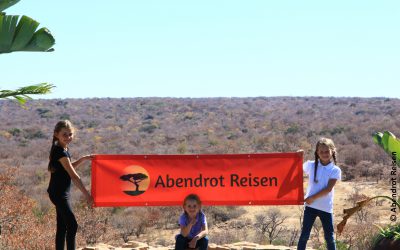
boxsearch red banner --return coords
[92,153,303,207]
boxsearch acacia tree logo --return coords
[120,173,149,196]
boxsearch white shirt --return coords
[303,160,341,213]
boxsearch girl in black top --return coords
[47,120,93,250]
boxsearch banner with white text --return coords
[92,153,303,206]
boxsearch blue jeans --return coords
[297,206,336,250]
[175,234,208,250]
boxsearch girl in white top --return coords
[297,138,341,250]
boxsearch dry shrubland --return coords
[1,97,399,249]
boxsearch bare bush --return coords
[346,187,379,224]
[117,207,156,239]
[253,208,287,244]
[337,223,377,250]
[210,229,242,245]
[75,206,109,245]
[287,226,299,246]
[204,206,246,226]
[311,219,322,249]
[157,207,181,229]
[111,214,137,243]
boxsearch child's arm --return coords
[59,157,93,206]
[194,224,208,239]
[189,224,208,248]
[180,218,197,237]
[305,179,337,204]
[71,154,93,169]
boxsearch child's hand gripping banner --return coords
[92,153,304,206]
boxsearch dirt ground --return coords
[129,179,395,247]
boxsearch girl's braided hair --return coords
[313,137,337,183]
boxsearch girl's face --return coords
[317,144,332,165]
[184,199,200,217]
[54,128,74,148]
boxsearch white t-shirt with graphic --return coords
[303,160,341,213]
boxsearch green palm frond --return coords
[0,0,20,13]
[0,83,54,104]
[0,14,55,54]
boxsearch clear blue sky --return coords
[1,0,399,98]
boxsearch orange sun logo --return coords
[120,165,150,196]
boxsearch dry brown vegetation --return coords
[1,97,399,249]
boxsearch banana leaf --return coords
[0,14,54,53]
[0,1,55,103]
[0,0,20,12]
[373,131,400,167]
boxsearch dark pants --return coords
[175,234,208,250]
[49,194,78,250]
[297,206,336,250]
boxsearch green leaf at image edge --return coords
[0,14,55,53]
[0,0,20,13]
[373,131,400,167]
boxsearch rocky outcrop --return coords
[80,241,166,250]
[79,241,313,250]
[209,242,291,250]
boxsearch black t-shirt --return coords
[47,145,72,197]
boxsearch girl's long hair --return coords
[48,120,75,172]
[313,137,337,183]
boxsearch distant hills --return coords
[0,96,399,186]
[1,96,398,163]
